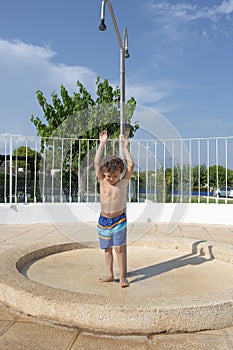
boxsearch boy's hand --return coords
[99,130,108,144]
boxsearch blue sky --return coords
[0,0,233,139]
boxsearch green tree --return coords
[30,77,138,200]
[209,165,233,188]
[11,146,42,202]
[192,164,207,188]
[13,146,41,173]
[31,77,138,150]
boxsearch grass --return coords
[136,194,233,204]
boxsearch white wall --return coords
[0,202,232,225]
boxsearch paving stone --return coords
[0,322,76,350]
[0,304,16,320]
[199,328,228,335]
[72,332,149,350]
[226,326,233,335]
[0,321,15,335]
[151,333,231,350]
[227,336,233,349]
[0,223,233,348]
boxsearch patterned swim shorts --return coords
[97,212,126,249]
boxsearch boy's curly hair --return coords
[100,156,125,174]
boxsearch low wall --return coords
[0,202,232,225]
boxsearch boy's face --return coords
[104,170,121,185]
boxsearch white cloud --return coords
[150,2,198,21]
[146,0,233,38]
[0,38,185,136]
[0,39,97,135]
[218,0,233,14]
[125,77,188,109]
[0,39,55,61]
[150,0,233,21]
[127,82,168,105]
[0,38,98,92]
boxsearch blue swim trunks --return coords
[97,213,126,249]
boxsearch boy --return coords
[94,130,134,288]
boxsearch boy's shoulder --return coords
[118,178,129,185]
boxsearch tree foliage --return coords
[30,77,138,198]
[208,165,233,188]
[13,146,41,172]
[31,77,138,149]
[192,164,207,187]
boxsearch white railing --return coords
[1,134,233,204]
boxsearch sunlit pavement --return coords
[0,222,233,349]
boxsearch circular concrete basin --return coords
[0,238,232,334]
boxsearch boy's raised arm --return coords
[120,136,134,180]
[94,130,108,180]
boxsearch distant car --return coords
[218,186,233,198]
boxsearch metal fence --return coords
[1,134,233,204]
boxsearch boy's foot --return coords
[98,276,114,283]
[120,277,129,288]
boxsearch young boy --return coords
[94,130,134,288]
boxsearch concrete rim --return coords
[0,237,233,334]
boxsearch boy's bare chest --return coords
[100,182,120,201]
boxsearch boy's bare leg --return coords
[115,246,129,288]
[99,247,114,283]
